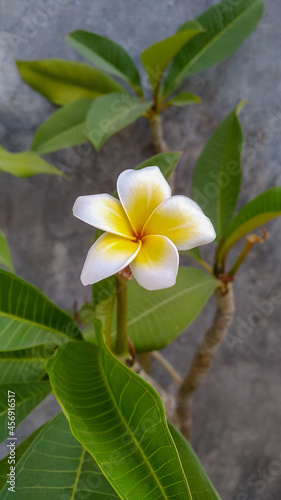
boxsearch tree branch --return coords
[176,284,235,440]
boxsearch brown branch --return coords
[176,283,235,440]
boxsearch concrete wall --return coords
[0,1,281,498]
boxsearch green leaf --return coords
[0,269,82,351]
[181,247,202,262]
[67,30,143,96]
[32,98,93,154]
[169,423,221,499]
[0,423,47,491]
[0,381,51,443]
[218,186,281,263]
[0,229,14,272]
[141,26,202,91]
[0,146,63,178]
[112,267,216,353]
[192,103,244,238]
[167,91,201,107]
[16,59,124,105]
[163,0,264,95]
[0,413,120,499]
[47,324,192,500]
[135,151,182,178]
[0,345,54,384]
[86,93,151,150]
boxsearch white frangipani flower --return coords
[73,166,215,291]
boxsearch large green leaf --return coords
[0,229,14,272]
[0,345,54,383]
[86,92,151,150]
[0,381,51,443]
[0,269,82,351]
[16,59,124,105]
[169,423,221,500]
[47,324,192,500]
[112,267,216,353]
[163,0,264,95]
[0,413,120,499]
[0,423,47,491]
[0,146,63,178]
[32,98,92,154]
[67,31,143,96]
[217,186,281,263]
[192,103,244,238]
[141,26,202,91]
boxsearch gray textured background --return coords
[1,0,281,498]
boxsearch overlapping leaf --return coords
[0,229,14,272]
[16,59,124,105]
[112,267,216,353]
[167,92,201,107]
[0,146,62,177]
[0,381,51,443]
[32,98,92,154]
[163,0,264,95]
[192,103,244,238]
[86,92,151,150]
[47,324,192,500]
[0,413,120,499]
[0,345,54,384]
[67,31,143,96]
[218,186,281,263]
[0,269,82,351]
[0,423,46,491]
[141,26,202,91]
[169,423,221,500]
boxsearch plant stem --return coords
[176,283,234,441]
[149,114,168,154]
[115,274,129,356]
[228,230,268,278]
[151,351,183,387]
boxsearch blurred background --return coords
[0,1,281,498]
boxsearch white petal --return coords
[130,235,179,291]
[142,195,216,250]
[73,193,135,239]
[117,166,171,236]
[80,233,141,286]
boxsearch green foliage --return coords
[47,323,192,500]
[32,98,93,154]
[0,381,51,443]
[169,423,221,499]
[192,103,244,238]
[218,186,281,263]
[0,229,14,272]
[167,92,201,107]
[135,151,182,178]
[141,26,202,91]
[86,92,151,150]
[0,413,119,499]
[163,0,264,96]
[67,30,143,96]
[114,267,216,353]
[0,269,82,351]
[16,59,123,105]
[0,345,54,384]
[0,146,63,177]
[0,423,46,491]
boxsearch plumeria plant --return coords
[1,0,281,498]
